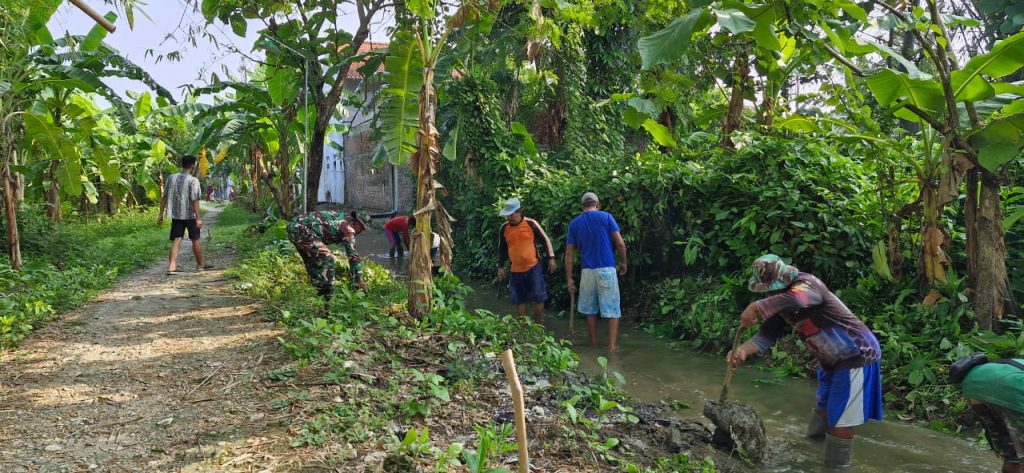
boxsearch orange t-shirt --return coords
[504,222,539,272]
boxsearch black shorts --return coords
[170,219,201,241]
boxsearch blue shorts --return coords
[508,262,547,305]
[816,360,884,428]
[578,267,621,318]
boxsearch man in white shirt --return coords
[157,155,208,274]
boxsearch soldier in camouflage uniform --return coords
[286,210,367,299]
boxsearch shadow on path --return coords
[0,205,296,472]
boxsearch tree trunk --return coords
[250,149,262,212]
[45,160,61,221]
[305,26,371,214]
[408,67,438,318]
[759,93,774,128]
[12,146,24,202]
[965,168,979,282]
[921,176,948,300]
[79,191,90,214]
[303,119,326,214]
[2,149,22,270]
[254,150,288,219]
[721,47,749,148]
[974,171,1012,330]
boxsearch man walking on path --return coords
[383,215,415,258]
[727,254,883,469]
[158,155,209,275]
[565,192,627,351]
[287,210,367,299]
[497,198,556,323]
[956,356,1024,473]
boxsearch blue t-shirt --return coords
[566,210,620,269]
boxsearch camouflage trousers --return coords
[972,401,1024,462]
[287,231,363,300]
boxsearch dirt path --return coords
[0,207,293,472]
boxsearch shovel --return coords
[702,325,770,463]
[718,327,745,402]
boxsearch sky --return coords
[47,1,394,104]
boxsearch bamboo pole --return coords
[69,0,116,33]
[499,349,529,473]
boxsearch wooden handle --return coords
[500,349,529,473]
[719,327,745,403]
[569,291,575,335]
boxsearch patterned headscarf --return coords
[748,254,799,293]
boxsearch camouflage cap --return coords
[348,210,374,229]
[748,254,799,293]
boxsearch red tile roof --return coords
[347,42,388,80]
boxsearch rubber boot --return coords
[823,433,853,468]
[807,409,828,439]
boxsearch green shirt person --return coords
[958,357,1024,473]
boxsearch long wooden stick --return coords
[499,349,529,473]
[69,0,117,33]
[719,327,745,403]
[569,291,575,335]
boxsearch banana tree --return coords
[376,0,486,316]
[636,0,859,146]
[788,2,1024,326]
[183,66,307,218]
[23,12,175,220]
[849,6,1024,330]
[0,0,45,269]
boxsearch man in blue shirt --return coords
[565,192,628,351]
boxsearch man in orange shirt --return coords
[497,198,556,323]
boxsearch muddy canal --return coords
[357,228,995,472]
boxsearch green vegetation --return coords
[0,206,168,346]
[219,204,721,471]
[3,0,1024,464]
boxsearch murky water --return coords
[356,229,997,472]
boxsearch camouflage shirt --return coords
[288,211,357,244]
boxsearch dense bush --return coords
[443,133,882,307]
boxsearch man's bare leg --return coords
[532,302,544,324]
[608,318,619,352]
[168,237,183,272]
[829,427,854,439]
[517,303,528,318]
[586,315,598,347]
[192,239,205,269]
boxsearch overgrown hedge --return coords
[443,133,881,307]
